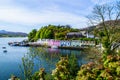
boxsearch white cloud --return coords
[0,5,87,28]
[0,0,93,33]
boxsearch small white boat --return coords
[51,45,58,49]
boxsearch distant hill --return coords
[0,30,28,37]
[80,20,120,34]
[80,26,96,33]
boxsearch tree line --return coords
[28,25,79,42]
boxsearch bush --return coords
[52,57,70,80]
[76,55,120,80]
[32,68,46,80]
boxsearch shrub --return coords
[76,55,120,80]
[52,57,70,80]
[32,68,46,80]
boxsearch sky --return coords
[0,0,118,33]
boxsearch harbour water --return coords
[0,37,89,80]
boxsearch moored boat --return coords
[2,47,6,49]
[10,42,19,46]
[19,42,29,46]
[8,41,29,47]
[3,50,7,53]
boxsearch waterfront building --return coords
[60,40,71,47]
[66,32,85,39]
[44,39,50,45]
[86,33,94,38]
[71,40,81,47]
[37,39,96,47]
[37,39,44,45]
[49,39,60,46]
[37,39,48,45]
[66,31,94,39]
[53,40,60,46]
[80,40,95,47]
[48,39,54,46]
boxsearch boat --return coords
[8,42,20,46]
[3,50,7,53]
[2,47,6,49]
[11,42,19,46]
[8,42,13,45]
[19,42,29,46]
[8,41,29,47]
[51,45,58,49]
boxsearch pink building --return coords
[48,40,60,46]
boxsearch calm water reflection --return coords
[0,38,89,80]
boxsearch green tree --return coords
[28,25,80,41]
[45,29,54,39]
[28,29,37,42]
[34,29,42,41]
[69,54,79,79]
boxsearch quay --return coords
[8,39,98,50]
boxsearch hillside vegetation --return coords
[28,25,79,42]
[82,20,120,35]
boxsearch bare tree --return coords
[87,2,120,57]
